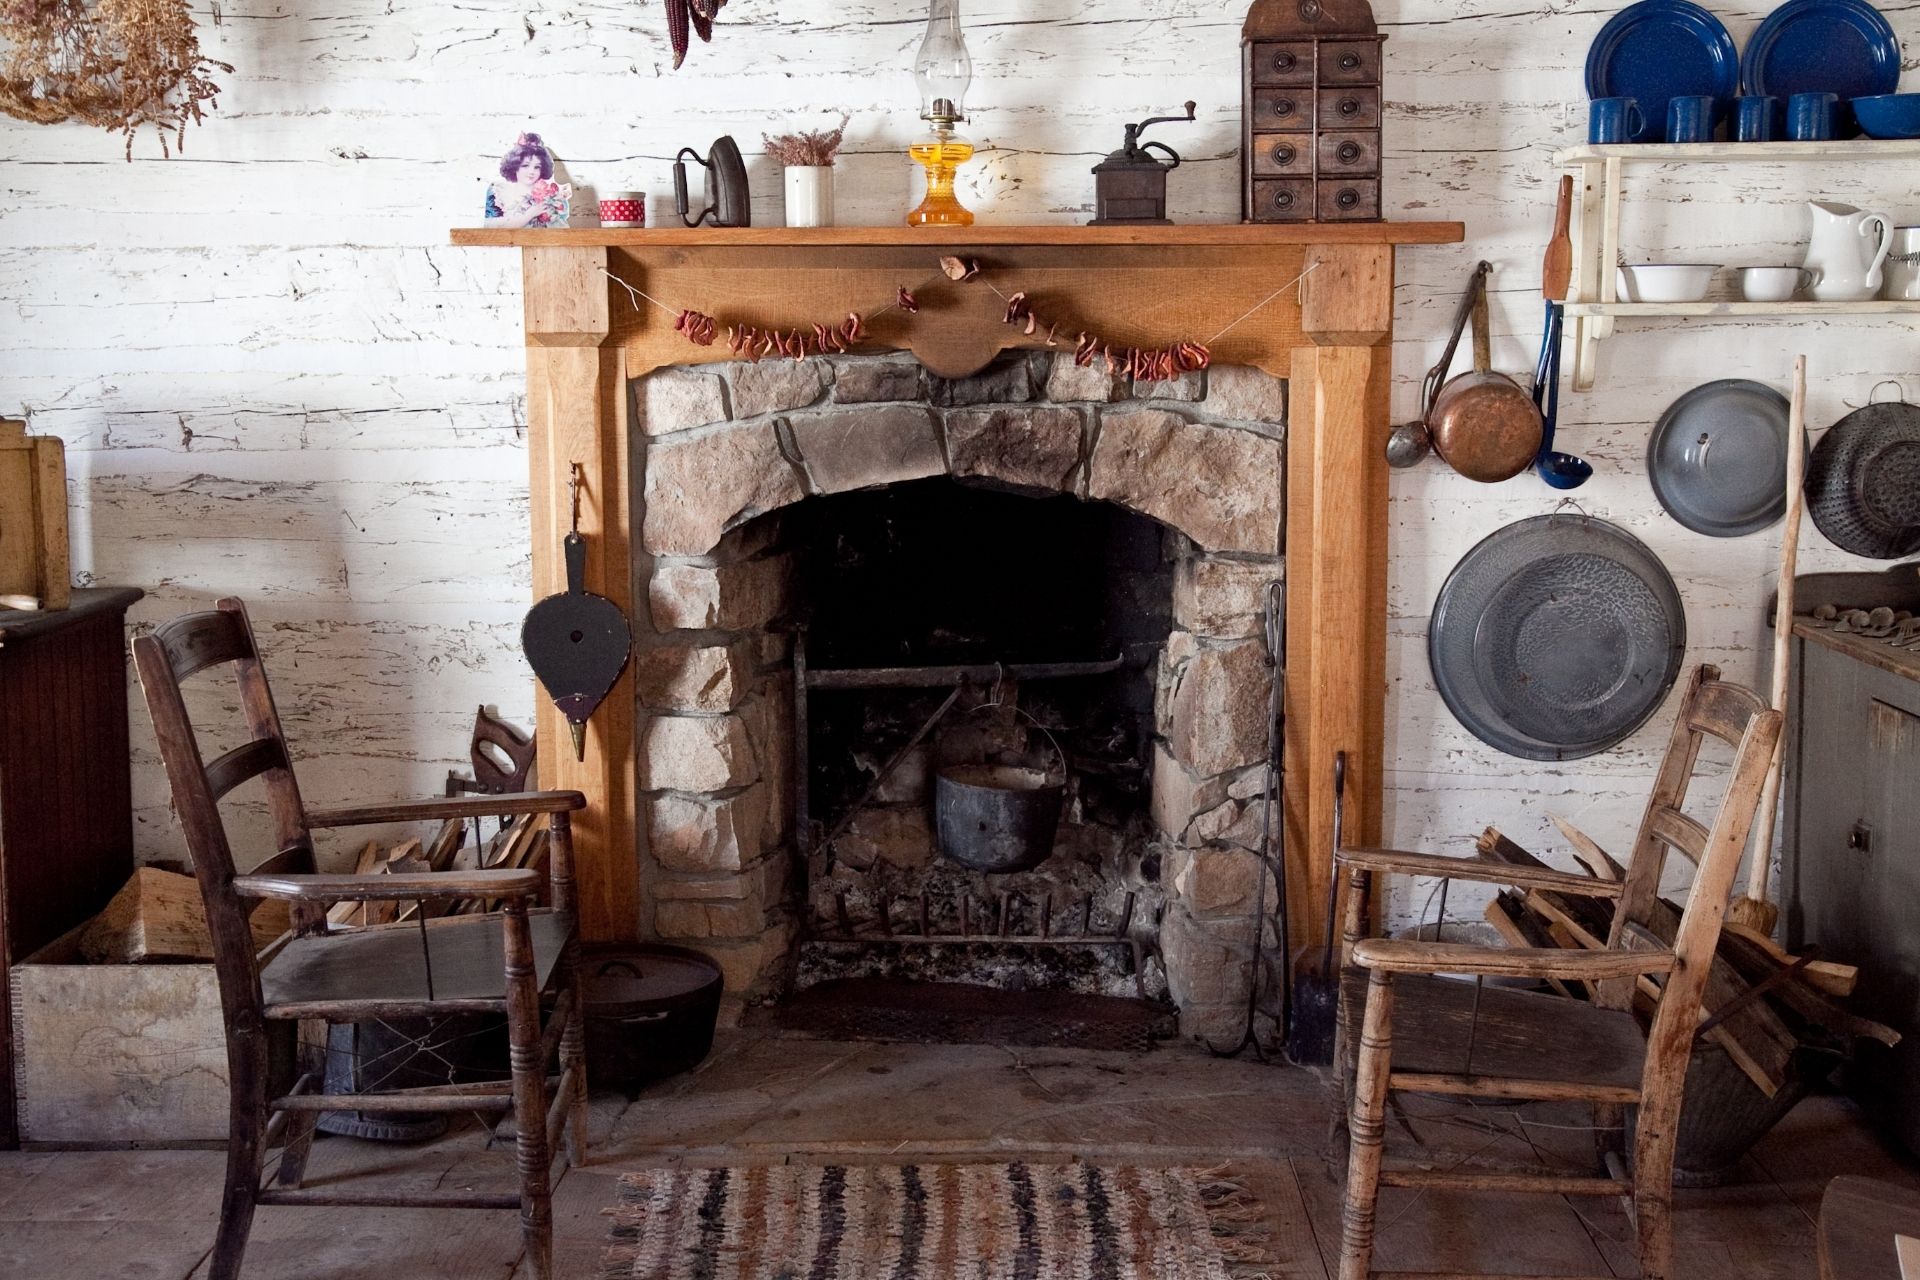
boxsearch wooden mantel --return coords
[454,221,1464,952]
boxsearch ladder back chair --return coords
[132,597,590,1280]
[1333,664,1782,1280]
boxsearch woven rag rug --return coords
[600,1162,1275,1280]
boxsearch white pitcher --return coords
[1803,201,1894,301]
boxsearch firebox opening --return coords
[785,477,1177,1008]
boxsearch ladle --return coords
[1532,300,1591,489]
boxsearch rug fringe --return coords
[1197,1165,1282,1280]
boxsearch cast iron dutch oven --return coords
[580,943,723,1095]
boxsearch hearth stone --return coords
[640,368,729,436]
[1087,409,1284,554]
[643,423,806,555]
[927,356,1037,407]
[1174,556,1280,639]
[729,360,827,418]
[647,556,792,632]
[786,404,944,494]
[944,405,1086,492]
[1160,636,1271,776]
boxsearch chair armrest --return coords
[1351,936,1676,981]
[304,791,586,829]
[1338,846,1622,899]
[233,869,542,902]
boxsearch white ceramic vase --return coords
[784,166,834,228]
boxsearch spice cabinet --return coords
[1241,0,1385,223]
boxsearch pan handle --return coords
[1423,262,1491,418]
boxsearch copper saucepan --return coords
[1416,263,1544,483]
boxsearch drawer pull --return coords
[1269,98,1298,120]
[1272,50,1297,72]
[1336,141,1363,163]
[1271,142,1297,166]
[1848,820,1873,853]
[1335,188,1361,209]
[1338,97,1362,117]
[1339,52,1362,70]
[1272,189,1296,210]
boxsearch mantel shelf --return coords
[450,222,1465,249]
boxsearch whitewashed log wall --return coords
[2,1,1914,928]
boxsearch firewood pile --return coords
[1479,821,1899,1103]
[326,814,550,930]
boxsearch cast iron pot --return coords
[581,943,723,1096]
[934,764,1065,873]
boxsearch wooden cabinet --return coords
[1241,0,1385,223]
[1783,622,1920,1155]
[0,587,143,1147]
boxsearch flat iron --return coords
[673,136,751,228]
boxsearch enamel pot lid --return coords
[1647,379,1797,538]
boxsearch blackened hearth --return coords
[784,477,1177,1030]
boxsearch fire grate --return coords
[766,977,1177,1053]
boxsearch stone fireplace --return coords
[457,224,1463,1050]
[628,350,1287,1039]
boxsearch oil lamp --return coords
[907,0,975,227]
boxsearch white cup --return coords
[1741,266,1813,303]
[1883,227,1920,301]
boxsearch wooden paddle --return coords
[1728,355,1807,936]
[1542,175,1574,302]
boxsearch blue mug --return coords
[1735,95,1780,142]
[1590,96,1645,144]
[1667,95,1716,143]
[1788,91,1839,140]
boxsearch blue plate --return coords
[1586,1,1740,143]
[1743,0,1900,138]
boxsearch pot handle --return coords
[1422,261,1492,418]
[1470,286,1492,375]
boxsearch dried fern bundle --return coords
[762,115,850,167]
[1,0,230,157]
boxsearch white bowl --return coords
[1616,264,1719,303]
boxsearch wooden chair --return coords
[132,598,589,1280]
[1333,665,1782,1280]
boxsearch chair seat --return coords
[262,911,571,1017]
[1342,967,1646,1095]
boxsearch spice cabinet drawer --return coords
[1319,39,1381,84]
[1317,179,1380,221]
[1249,42,1317,87]
[1318,86,1381,129]
[1317,130,1380,175]
[1251,133,1315,176]
[1250,179,1316,222]
[1251,89,1312,130]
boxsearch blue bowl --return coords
[1851,94,1920,140]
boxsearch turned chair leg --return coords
[210,1022,270,1280]
[274,1024,326,1189]
[503,901,555,1280]
[1338,968,1395,1280]
[561,941,589,1168]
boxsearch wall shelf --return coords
[1556,141,1920,389]
[1567,300,1920,319]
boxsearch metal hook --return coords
[1869,379,1907,406]
[1546,496,1592,527]
[569,462,583,536]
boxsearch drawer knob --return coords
[1273,189,1296,210]
[1271,142,1297,166]
[1848,820,1873,853]
[1336,188,1360,209]
[1270,98,1297,119]
[1339,97,1362,117]
[1337,141,1363,163]
[1339,52,1362,70]
[1272,50,1297,71]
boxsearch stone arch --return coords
[631,352,1286,1040]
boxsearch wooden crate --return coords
[8,926,228,1147]
[0,419,70,612]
